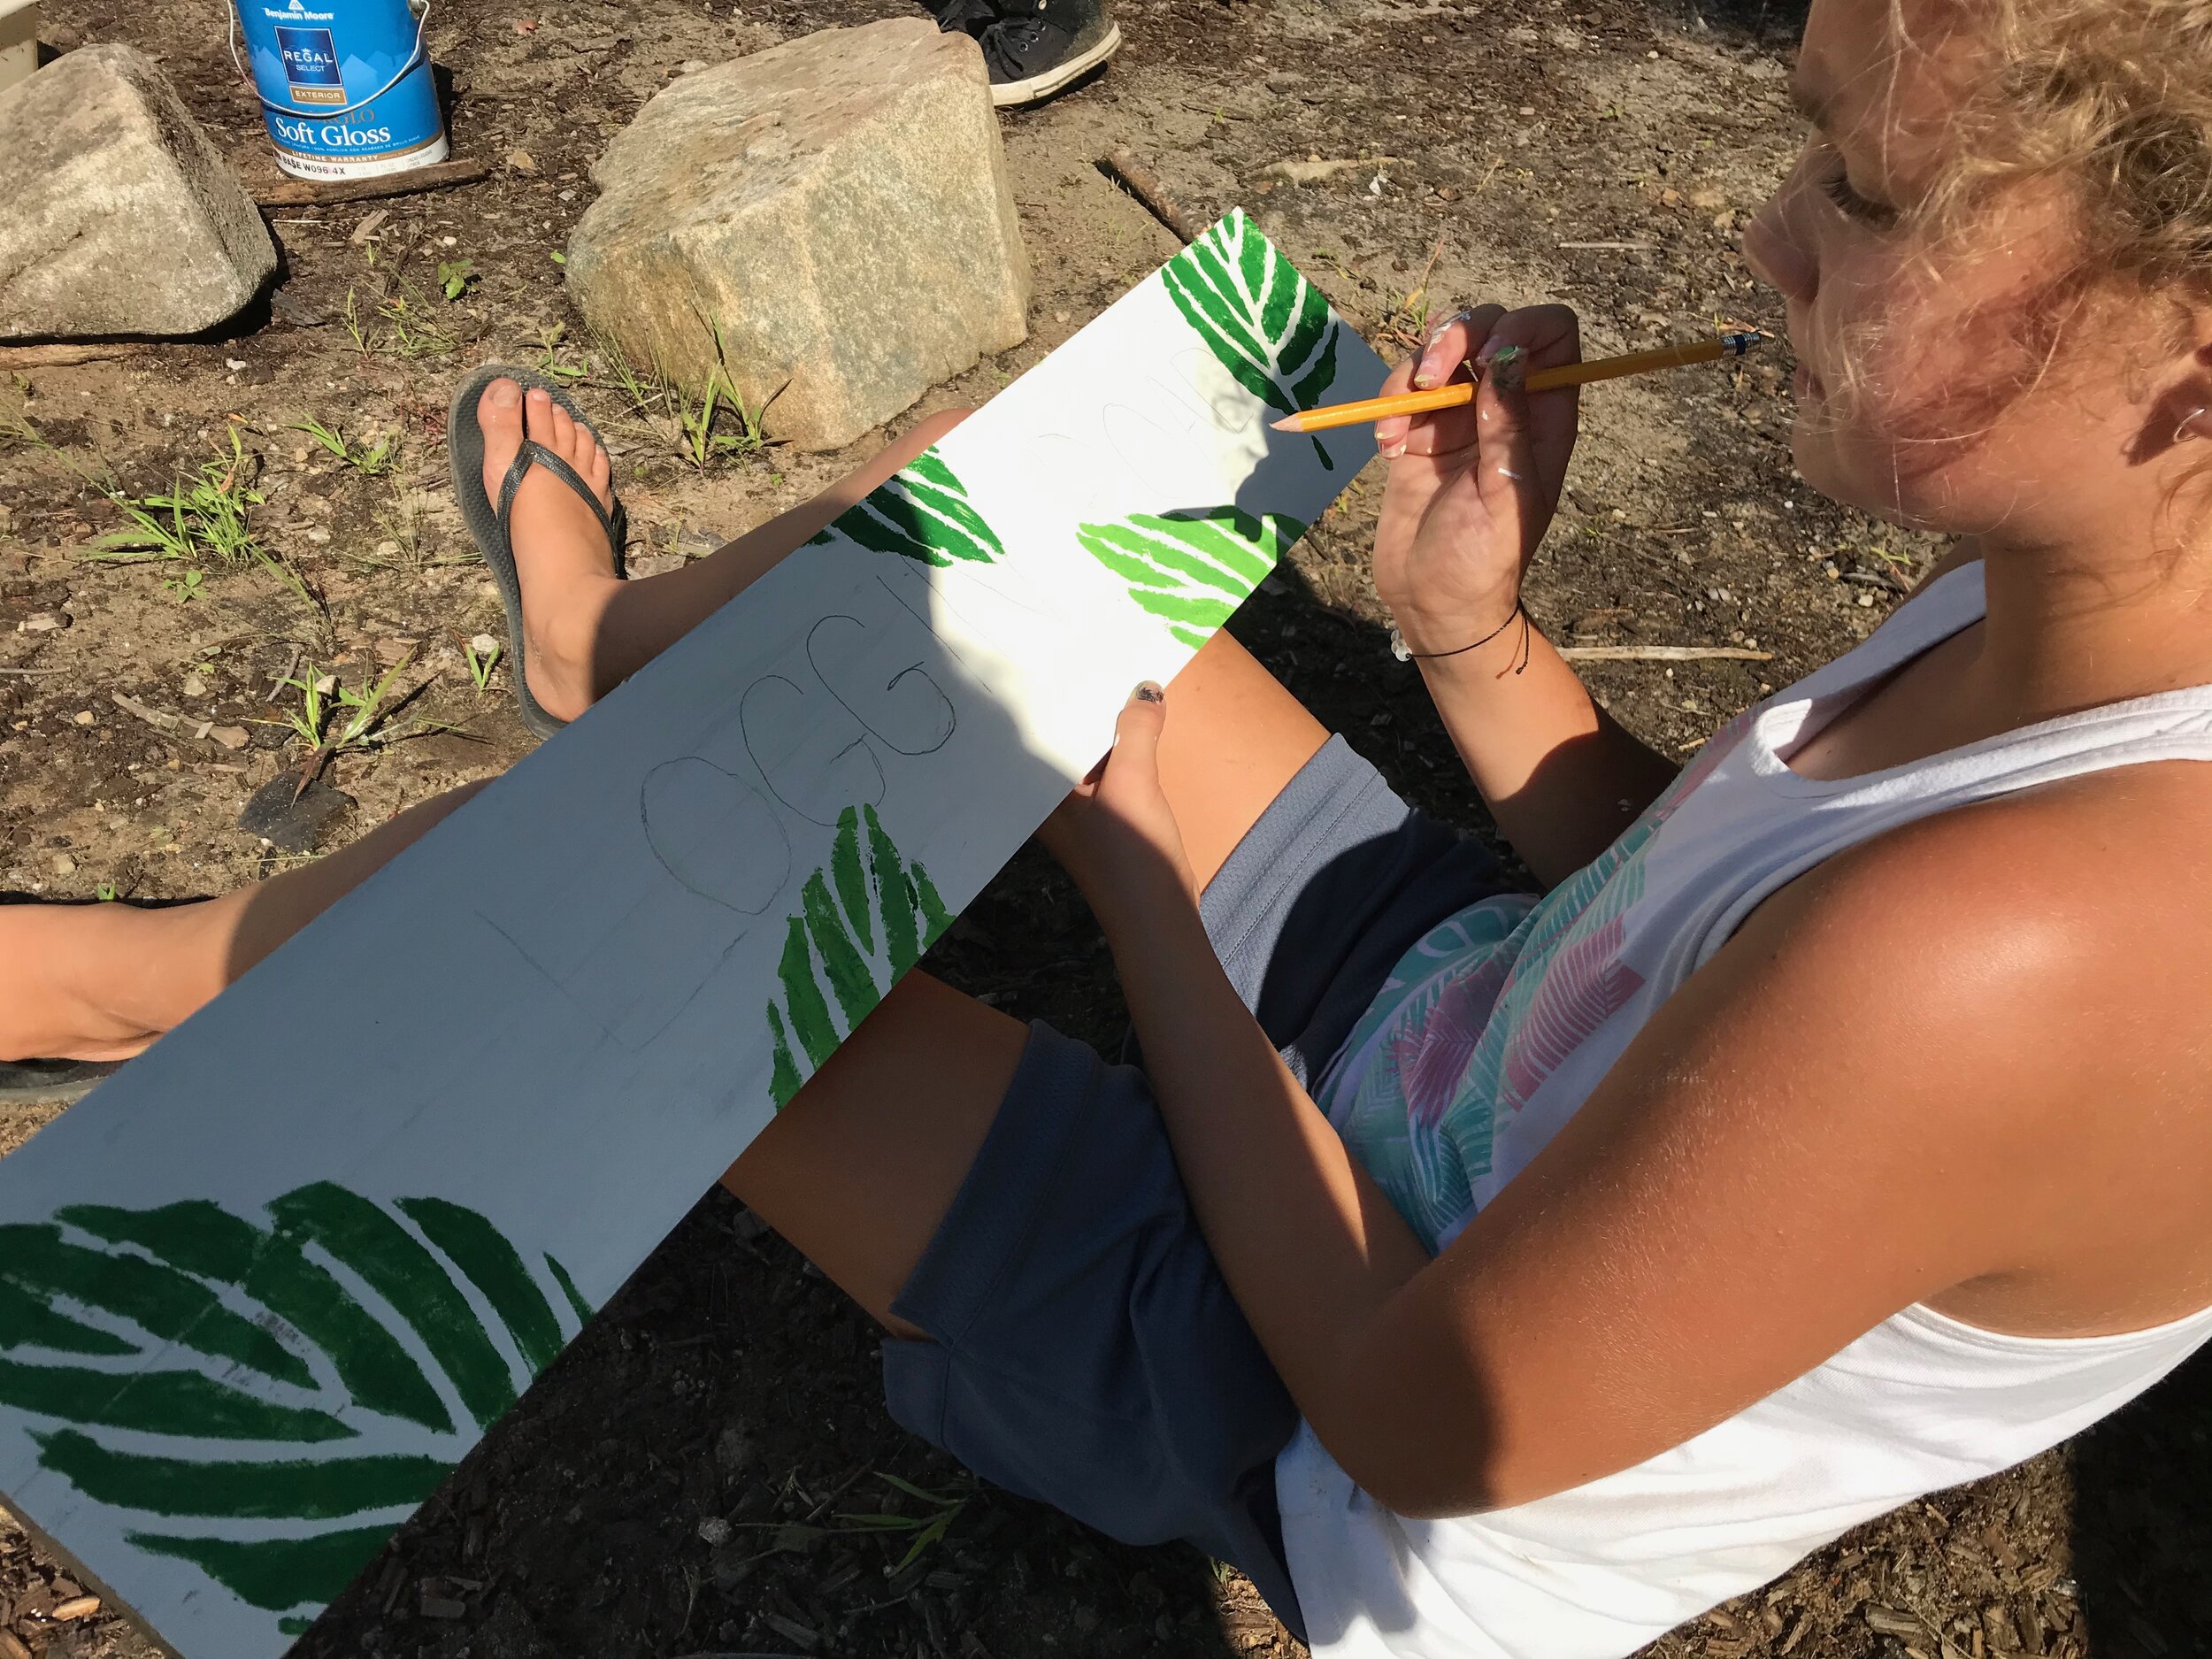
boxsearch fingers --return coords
[1115,681,1167,766]
[1470,343,1546,542]
[1379,303,1502,458]
[1472,303,1581,497]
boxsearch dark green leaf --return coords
[268,1185,515,1431]
[63,1200,452,1434]
[395,1199,564,1378]
[776,916,839,1068]
[0,1357,352,1442]
[802,871,879,1028]
[130,1524,396,1611]
[34,1429,448,1521]
[0,1224,311,1389]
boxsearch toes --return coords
[477,379,525,491]
[524,386,557,448]
[584,442,613,509]
[548,399,577,457]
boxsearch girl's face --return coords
[1741,0,2197,551]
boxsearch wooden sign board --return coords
[0,211,1384,1657]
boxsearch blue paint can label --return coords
[234,0,449,180]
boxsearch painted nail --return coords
[1488,343,1526,391]
[1133,681,1165,703]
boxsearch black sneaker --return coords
[931,0,1122,108]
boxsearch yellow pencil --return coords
[1270,331,1768,433]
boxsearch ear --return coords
[2125,341,2212,465]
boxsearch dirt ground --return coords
[4,0,2210,1654]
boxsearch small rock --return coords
[208,724,250,750]
[567,19,1028,451]
[181,673,208,698]
[679,58,709,73]
[470,633,500,657]
[696,1516,731,1546]
[304,526,331,544]
[506,146,536,173]
[713,1424,757,1476]
[624,549,687,580]
[50,853,74,876]
[0,46,276,340]
[373,539,401,561]
[19,611,65,631]
[236,775,354,852]
[72,709,93,726]
[419,1588,467,1621]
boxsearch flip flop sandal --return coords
[448,365,628,741]
[0,1058,118,1106]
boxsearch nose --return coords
[1741,158,1818,307]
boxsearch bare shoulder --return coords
[1724,763,2212,1309]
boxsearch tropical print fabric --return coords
[1320,714,1755,1251]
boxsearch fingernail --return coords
[1380,440,1405,459]
[1133,681,1164,703]
[1415,307,1475,388]
[1489,344,1525,391]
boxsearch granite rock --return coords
[565,19,1029,451]
[0,44,276,340]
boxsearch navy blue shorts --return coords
[880,737,1510,1638]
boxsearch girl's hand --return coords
[1039,684,1197,913]
[1371,304,1582,656]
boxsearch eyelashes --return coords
[1816,147,1901,229]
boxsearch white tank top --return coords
[1282,562,2212,1658]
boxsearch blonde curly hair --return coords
[1932,0,2212,297]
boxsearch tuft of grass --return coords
[532,324,589,386]
[270,652,435,757]
[463,633,502,692]
[88,427,263,568]
[289,417,398,478]
[591,322,774,469]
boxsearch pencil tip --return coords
[1269,414,1302,431]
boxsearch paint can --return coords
[230,0,447,181]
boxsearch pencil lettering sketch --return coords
[0,210,1387,1659]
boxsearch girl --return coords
[5,0,2210,1650]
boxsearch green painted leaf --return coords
[1157,211,1345,464]
[130,1525,397,1612]
[0,1357,353,1442]
[34,1429,448,1521]
[802,870,879,1029]
[762,804,962,1109]
[0,1187,593,1632]
[395,1198,565,1377]
[59,1199,454,1434]
[822,452,1002,567]
[0,1223,312,1389]
[269,1183,516,1431]
[544,1254,595,1327]
[829,807,873,954]
[1075,505,1306,649]
[0,1278,135,1357]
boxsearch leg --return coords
[485,380,972,723]
[726,627,1330,1332]
[0,394,974,1062]
[0,781,487,1061]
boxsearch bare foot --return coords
[477,379,621,724]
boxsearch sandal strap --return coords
[496,437,621,560]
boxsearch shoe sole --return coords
[991,21,1121,107]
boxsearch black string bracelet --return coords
[1388,602,1533,674]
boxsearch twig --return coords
[1101,149,1202,245]
[1556,240,1656,252]
[252,157,489,210]
[0,343,150,369]
[1557,644,1772,663]
[111,692,184,733]
[265,644,302,703]
[0,666,65,674]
